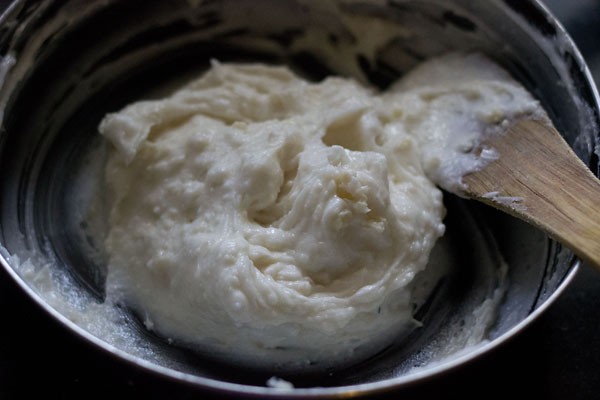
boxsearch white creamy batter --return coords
[99,53,541,367]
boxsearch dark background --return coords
[1,0,599,398]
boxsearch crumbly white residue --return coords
[98,52,541,368]
[266,376,295,390]
[482,191,527,212]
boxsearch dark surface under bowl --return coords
[0,0,599,398]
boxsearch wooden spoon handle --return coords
[463,118,600,270]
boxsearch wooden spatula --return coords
[462,118,600,270]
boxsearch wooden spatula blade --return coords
[462,118,600,269]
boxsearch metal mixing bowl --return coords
[0,0,598,397]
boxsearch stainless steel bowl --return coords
[0,0,598,397]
